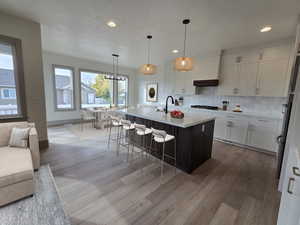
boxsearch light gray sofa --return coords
[0,122,40,207]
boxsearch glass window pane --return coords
[80,71,113,108]
[117,77,128,106]
[0,42,18,116]
[54,66,74,110]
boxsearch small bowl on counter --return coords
[170,110,184,119]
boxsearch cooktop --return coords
[190,105,219,110]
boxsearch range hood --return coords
[193,79,219,87]
[191,50,222,88]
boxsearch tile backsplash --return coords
[182,87,286,115]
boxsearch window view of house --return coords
[80,71,114,108]
[54,66,75,110]
[117,76,128,106]
[0,42,18,116]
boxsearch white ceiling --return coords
[0,0,299,68]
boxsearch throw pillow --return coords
[9,127,30,148]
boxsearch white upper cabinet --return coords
[217,41,292,97]
[169,52,221,95]
[256,58,290,97]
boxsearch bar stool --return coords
[107,116,122,150]
[119,119,135,159]
[150,128,177,177]
[134,124,152,158]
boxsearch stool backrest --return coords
[110,116,120,124]
[151,128,167,139]
[135,123,146,133]
[121,119,132,127]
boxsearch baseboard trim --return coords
[47,119,81,127]
[214,138,277,156]
[39,140,49,150]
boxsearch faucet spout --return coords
[165,96,175,114]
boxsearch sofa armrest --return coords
[29,127,40,170]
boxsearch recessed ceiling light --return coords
[107,21,117,28]
[172,49,179,53]
[260,26,272,33]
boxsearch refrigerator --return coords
[277,51,300,178]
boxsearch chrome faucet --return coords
[165,96,175,114]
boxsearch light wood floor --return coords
[42,124,281,225]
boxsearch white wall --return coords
[43,51,137,122]
[0,12,48,142]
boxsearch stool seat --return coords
[123,124,135,130]
[154,134,175,143]
[136,128,152,136]
[112,121,122,126]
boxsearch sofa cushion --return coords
[0,122,30,147]
[0,147,34,188]
[9,127,30,148]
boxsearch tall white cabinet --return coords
[218,42,292,97]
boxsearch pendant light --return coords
[105,54,120,80]
[175,19,193,72]
[140,35,157,75]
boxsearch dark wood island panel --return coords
[126,115,215,173]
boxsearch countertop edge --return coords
[118,111,216,128]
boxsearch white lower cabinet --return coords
[225,117,248,144]
[214,117,227,139]
[277,146,300,225]
[246,119,279,152]
[214,113,281,152]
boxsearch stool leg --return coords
[107,123,112,150]
[149,136,153,161]
[126,130,130,162]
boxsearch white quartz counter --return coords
[117,107,216,128]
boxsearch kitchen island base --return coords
[126,115,215,174]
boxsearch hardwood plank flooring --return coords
[42,125,281,225]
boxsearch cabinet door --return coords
[247,124,277,152]
[217,62,240,96]
[257,59,289,97]
[214,117,227,139]
[277,147,300,225]
[174,71,187,95]
[226,117,248,144]
[239,62,258,96]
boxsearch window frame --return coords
[52,64,76,111]
[116,75,129,107]
[0,35,27,122]
[79,68,129,108]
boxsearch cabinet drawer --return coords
[249,118,279,130]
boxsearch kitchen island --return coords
[118,107,216,173]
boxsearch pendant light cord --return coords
[183,23,187,58]
[147,38,151,64]
[112,55,115,76]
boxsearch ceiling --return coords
[0,0,299,68]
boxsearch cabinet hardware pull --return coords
[287,177,295,194]
[258,119,268,122]
[293,167,300,176]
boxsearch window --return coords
[80,70,114,108]
[1,88,16,99]
[0,35,26,119]
[117,76,128,106]
[53,65,75,110]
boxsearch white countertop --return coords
[117,107,216,128]
[162,106,284,120]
